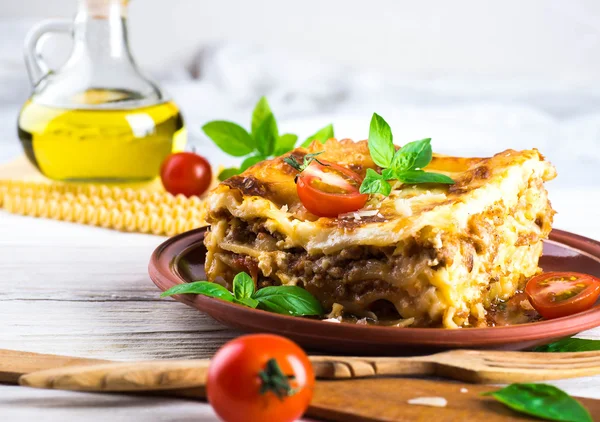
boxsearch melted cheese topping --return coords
[206,139,555,254]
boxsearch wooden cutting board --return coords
[2,349,599,421]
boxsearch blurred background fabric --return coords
[1,0,600,189]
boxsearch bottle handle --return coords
[24,19,73,87]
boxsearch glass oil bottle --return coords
[18,0,186,182]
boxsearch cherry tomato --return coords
[207,334,314,422]
[525,272,600,319]
[296,160,368,218]
[160,152,212,197]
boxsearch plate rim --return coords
[148,228,600,348]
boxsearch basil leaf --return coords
[398,138,432,170]
[390,150,418,173]
[240,155,266,171]
[301,123,334,147]
[381,168,397,180]
[253,286,323,316]
[274,134,298,156]
[360,168,392,196]
[234,297,259,308]
[255,114,279,156]
[251,96,273,137]
[534,338,600,352]
[233,272,255,299]
[397,170,455,185]
[160,281,234,302]
[368,113,394,168]
[483,384,592,422]
[218,167,241,181]
[202,121,255,157]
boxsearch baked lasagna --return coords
[203,139,556,328]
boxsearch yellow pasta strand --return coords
[0,178,208,236]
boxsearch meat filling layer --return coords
[206,205,548,328]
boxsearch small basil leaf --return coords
[381,168,397,180]
[255,114,279,156]
[218,167,241,181]
[253,286,323,316]
[234,297,259,308]
[202,121,255,157]
[390,150,418,173]
[301,124,334,148]
[233,272,255,299]
[368,113,395,168]
[160,281,234,302]
[533,338,600,352]
[360,168,392,196]
[240,155,266,171]
[397,170,454,185]
[274,134,299,156]
[251,96,273,138]
[398,138,432,170]
[483,384,592,422]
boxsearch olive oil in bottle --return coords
[18,97,186,182]
[20,0,187,182]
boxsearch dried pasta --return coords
[0,179,207,236]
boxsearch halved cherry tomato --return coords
[296,160,368,217]
[207,334,314,422]
[525,272,600,319]
[160,152,212,197]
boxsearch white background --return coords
[1,0,600,82]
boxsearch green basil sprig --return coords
[161,272,323,317]
[283,151,327,171]
[359,113,454,196]
[533,337,600,352]
[202,97,334,181]
[484,384,592,422]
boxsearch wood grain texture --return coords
[311,350,600,383]
[16,375,600,422]
[18,349,600,392]
[0,214,237,421]
[0,349,107,384]
[0,385,223,422]
[20,360,211,392]
[4,348,600,422]
[310,378,600,422]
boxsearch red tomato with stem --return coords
[207,334,314,422]
[525,272,600,319]
[160,152,212,197]
[296,159,368,218]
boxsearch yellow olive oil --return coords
[18,98,186,182]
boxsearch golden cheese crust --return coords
[203,138,556,328]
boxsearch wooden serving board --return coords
[310,379,600,422]
[1,349,599,421]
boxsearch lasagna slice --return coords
[203,139,556,328]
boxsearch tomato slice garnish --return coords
[296,159,368,218]
[525,272,600,319]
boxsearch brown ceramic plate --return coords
[149,228,600,354]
